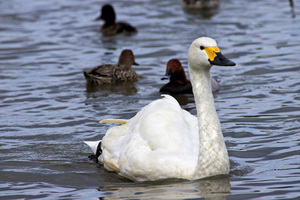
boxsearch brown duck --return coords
[84,49,138,85]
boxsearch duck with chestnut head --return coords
[160,59,220,94]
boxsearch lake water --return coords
[0,0,300,199]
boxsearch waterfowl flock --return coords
[84,2,236,182]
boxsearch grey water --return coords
[0,0,299,199]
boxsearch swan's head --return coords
[188,37,235,71]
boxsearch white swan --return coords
[85,37,236,181]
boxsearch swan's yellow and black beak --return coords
[205,47,236,66]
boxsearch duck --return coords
[182,0,220,9]
[96,4,137,36]
[83,49,138,85]
[85,37,236,182]
[159,59,220,94]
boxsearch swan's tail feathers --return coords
[99,119,128,124]
[84,140,102,163]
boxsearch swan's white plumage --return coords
[85,37,233,181]
[99,95,199,181]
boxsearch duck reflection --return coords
[85,82,137,96]
[289,0,296,18]
[170,94,194,107]
[97,176,230,200]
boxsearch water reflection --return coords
[85,82,138,96]
[169,93,194,107]
[182,7,219,19]
[98,176,230,200]
[289,0,296,18]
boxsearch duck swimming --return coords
[159,59,220,94]
[84,49,138,85]
[85,37,236,182]
[96,4,137,36]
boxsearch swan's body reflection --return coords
[98,176,230,199]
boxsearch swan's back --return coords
[101,95,199,181]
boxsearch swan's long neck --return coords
[189,66,229,179]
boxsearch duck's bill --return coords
[161,75,170,80]
[160,68,172,80]
[205,47,236,66]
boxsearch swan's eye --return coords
[200,46,205,50]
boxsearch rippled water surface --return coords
[1,0,300,199]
